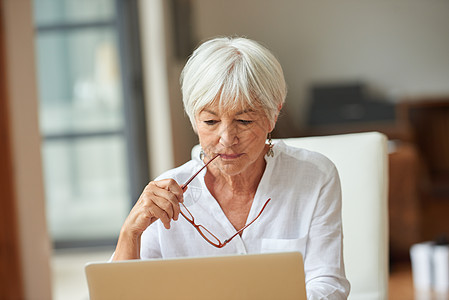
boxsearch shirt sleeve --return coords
[140,220,163,259]
[304,165,351,299]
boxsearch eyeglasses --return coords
[180,154,271,248]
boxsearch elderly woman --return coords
[113,36,350,299]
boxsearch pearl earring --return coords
[266,133,274,157]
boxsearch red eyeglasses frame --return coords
[179,154,271,248]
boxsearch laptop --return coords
[85,251,306,300]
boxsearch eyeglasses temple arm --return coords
[181,154,219,190]
[223,198,271,245]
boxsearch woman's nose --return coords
[218,124,238,147]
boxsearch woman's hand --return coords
[126,179,184,232]
[112,179,184,261]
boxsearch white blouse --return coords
[140,141,350,299]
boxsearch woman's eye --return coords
[204,120,218,125]
[238,120,253,125]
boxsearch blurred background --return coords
[1,0,449,299]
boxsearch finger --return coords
[150,185,182,220]
[148,194,176,220]
[144,180,182,221]
[164,184,182,220]
[154,179,184,203]
[147,204,172,229]
[168,197,181,221]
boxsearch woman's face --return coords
[195,102,272,177]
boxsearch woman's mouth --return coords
[219,153,243,160]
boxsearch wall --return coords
[141,0,449,171]
[1,0,52,298]
[191,0,449,132]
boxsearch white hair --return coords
[180,36,287,131]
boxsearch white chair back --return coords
[280,132,389,300]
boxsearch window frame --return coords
[34,0,148,249]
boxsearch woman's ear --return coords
[269,104,283,132]
[192,116,199,134]
[277,103,283,115]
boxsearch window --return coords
[33,0,148,247]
